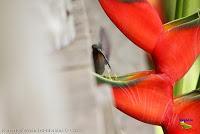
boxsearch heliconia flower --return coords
[95,0,200,133]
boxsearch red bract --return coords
[99,0,163,53]
[98,0,200,133]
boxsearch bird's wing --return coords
[97,48,112,69]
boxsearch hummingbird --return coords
[92,27,111,75]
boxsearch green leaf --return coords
[174,56,200,96]
[182,0,200,17]
[163,0,177,22]
[197,76,200,88]
[175,0,184,18]
[164,10,200,30]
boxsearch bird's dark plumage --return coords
[92,27,111,74]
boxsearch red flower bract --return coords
[99,0,163,53]
[98,0,200,133]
